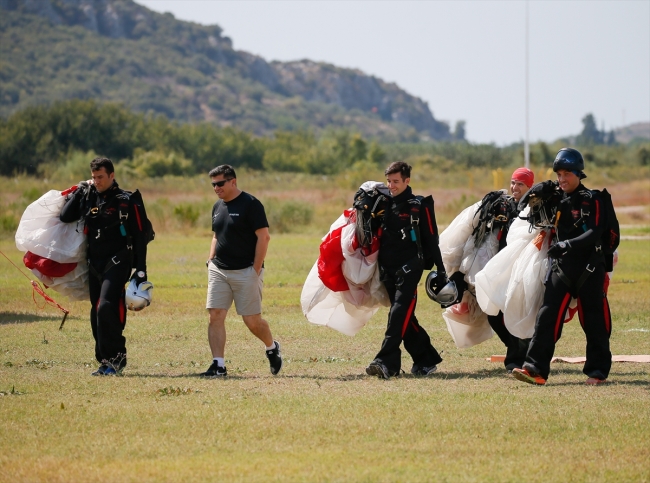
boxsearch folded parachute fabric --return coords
[15,188,89,301]
[302,181,390,336]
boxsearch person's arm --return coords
[549,194,605,257]
[127,201,148,278]
[207,233,217,266]
[421,200,445,273]
[253,227,270,275]
[59,187,85,223]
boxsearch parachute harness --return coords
[471,190,512,248]
[0,249,70,330]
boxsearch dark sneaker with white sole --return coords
[266,341,283,375]
[366,361,394,379]
[200,362,227,377]
[411,364,438,376]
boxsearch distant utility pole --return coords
[524,0,530,168]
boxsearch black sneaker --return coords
[411,364,437,376]
[200,362,227,377]
[91,364,109,376]
[366,361,392,379]
[266,341,283,375]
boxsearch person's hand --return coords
[131,270,147,285]
[548,241,571,258]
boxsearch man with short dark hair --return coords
[366,161,445,379]
[201,164,282,377]
[60,157,148,375]
[513,148,612,385]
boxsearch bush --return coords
[125,150,194,177]
[38,150,98,184]
[0,214,18,233]
[265,199,314,233]
[173,203,200,227]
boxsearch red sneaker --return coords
[512,367,547,386]
[586,377,607,386]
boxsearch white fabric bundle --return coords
[15,189,89,301]
[475,210,546,339]
[301,182,390,336]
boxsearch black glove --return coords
[520,180,558,209]
[436,270,448,290]
[131,270,147,285]
[548,240,571,258]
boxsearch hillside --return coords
[0,0,455,141]
[613,122,650,144]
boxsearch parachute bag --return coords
[596,188,619,272]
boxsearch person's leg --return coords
[402,279,442,370]
[576,265,612,380]
[241,313,274,347]
[208,308,228,358]
[95,261,131,370]
[206,263,234,358]
[487,312,523,370]
[523,271,572,379]
[88,265,102,365]
[232,267,273,346]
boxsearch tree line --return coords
[0,100,647,178]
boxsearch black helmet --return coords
[553,148,586,178]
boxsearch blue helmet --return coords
[553,148,586,178]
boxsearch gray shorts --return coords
[207,263,264,316]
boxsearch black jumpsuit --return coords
[523,183,612,380]
[61,182,147,369]
[373,186,444,375]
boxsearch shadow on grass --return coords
[0,311,79,325]
[111,367,650,385]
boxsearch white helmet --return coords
[425,271,458,307]
[125,279,154,311]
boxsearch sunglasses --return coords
[211,178,234,188]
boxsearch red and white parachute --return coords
[15,187,89,301]
[301,182,390,336]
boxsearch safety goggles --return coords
[211,178,234,188]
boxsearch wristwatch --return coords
[206,260,210,267]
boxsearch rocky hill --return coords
[0,0,455,140]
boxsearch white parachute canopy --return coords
[15,189,89,301]
[301,182,390,336]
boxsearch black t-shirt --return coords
[211,191,269,270]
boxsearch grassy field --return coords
[0,227,649,482]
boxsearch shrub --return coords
[0,214,18,233]
[173,203,200,227]
[265,199,314,233]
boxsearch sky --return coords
[137,0,650,145]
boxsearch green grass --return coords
[0,235,649,482]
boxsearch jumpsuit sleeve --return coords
[128,200,148,273]
[565,194,606,249]
[420,199,445,272]
[59,189,84,223]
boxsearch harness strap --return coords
[551,250,603,297]
[88,247,132,283]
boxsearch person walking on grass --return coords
[60,157,149,376]
[366,161,446,379]
[513,148,613,386]
[200,164,282,377]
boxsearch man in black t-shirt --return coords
[200,164,282,377]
